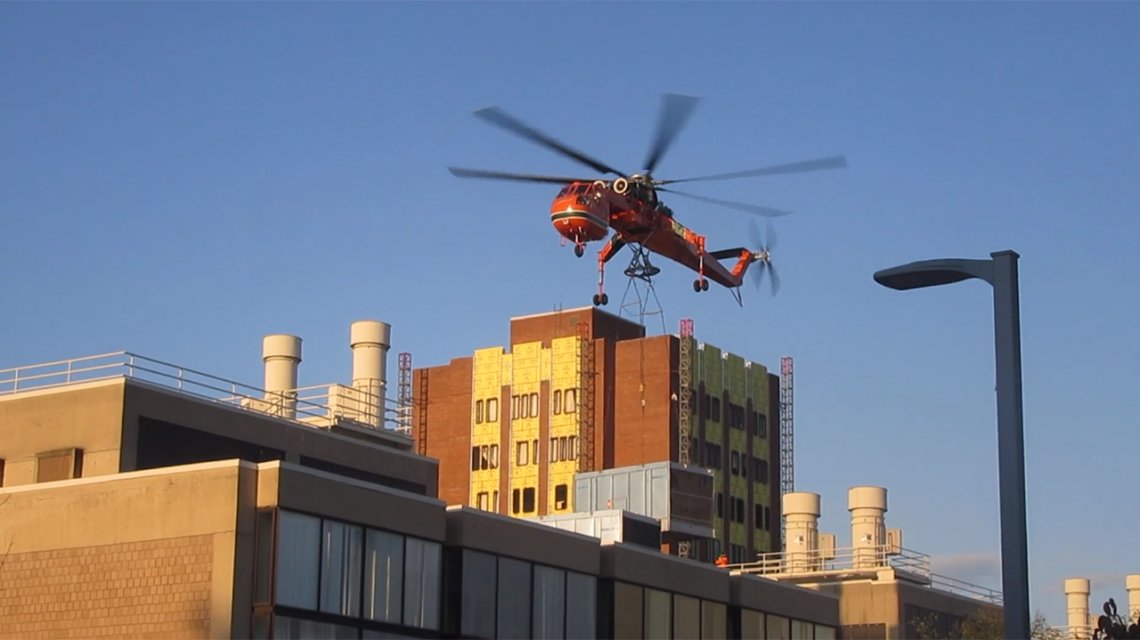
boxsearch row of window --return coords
[689,392,768,438]
[258,510,441,631]
[508,483,570,514]
[471,444,499,471]
[473,389,580,425]
[715,493,773,531]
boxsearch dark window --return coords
[554,484,568,510]
[711,398,721,422]
[753,457,769,483]
[471,447,480,471]
[523,487,536,513]
[764,506,772,530]
[754,504,763,529]
[716,492,724,518]
[512,489,521,515]
[730,450,740,475]
[735,498,745,524]
[475,400,484,424]
[0,458,5,487]
[756,413,767,438]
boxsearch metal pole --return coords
[991,250,1030,640]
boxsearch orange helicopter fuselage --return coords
[549,181,754,289]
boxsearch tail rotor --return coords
[749,219,780,296]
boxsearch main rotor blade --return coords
[474,106,626,177]
[657,155,848,185]
[658,187,792,218]
[448,167,592,185]
[643,93,700,175]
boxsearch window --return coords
[764,506,771,531]
[566,572,597,639]
[742,609,765,639]
[554,484,568,510]
[364,529,403,623]
[475,399,484,424]
[490,444,499,469]
[731,450,740,475]
[492,490,499,511]
[532,439,539,465]
[735,497,745,524]
[276,511,321,609]
[702,600,727,640]
[512,489,521,515]
[716,492,724,519]
[529,392,539,417]
[533,565,566,639]
[497,557,531,639]
[461,550,497,638]
[517,441,529,466]
[0,457,4,486]
[320,520,363,616]
[755,412,767,438]
[644,588,672,639]
[753,457,768,482]
[477,492,489,510]
[523,487,536,513]
[564,388,577,413]
[711,397,721,422]
[615,582,645,639]
[472,445,498,470]
[471,447,480,471]
[487,398,498,423]
[553,389,562,414]
[741,455,748,479]
[569,436,578,460]
[673,594,700,639]
[403,537,442,630]
[550,437,560,462]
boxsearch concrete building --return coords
[412,306,781,563]
[0,321,839,639]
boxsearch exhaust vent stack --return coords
[783,492,821,574]
[1127,574,1140,623]
[848,486,887,569]
[262,334,302,419]
[1064,577,1091,640]
[350,320,391,427]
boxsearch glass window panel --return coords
[701,600,726,639]
[461,550,497,639]
[254,510,275,605]
[815,624,837,640]
[792,619,814,640]
[533,564,566,639]
[742,609,764,639]
[767,613,791,639]
[272,615,357,639]
[403,537,441,630]
[644,588,672,639]
[613,582,644,640]
[488,398,498,422]
[673,594,700,639]
[497,557,532,639]
[320,520,363,617]
[364,529,404,624]
[565,572,596,640]
[275,511,320,610]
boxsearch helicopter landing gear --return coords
[693,278,709,292]
[594,236,625,306]
[592,293,609,306]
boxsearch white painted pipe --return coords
[350,320,390,426]
[849,486,887,569]
[1064,577,1091,640]
[783,492,821,573]
[263,334,302,419]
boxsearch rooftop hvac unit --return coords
[886,527,904,555]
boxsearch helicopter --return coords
[448,94,847,306]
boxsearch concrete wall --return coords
[0,460,256,639]
[0,380,126,486]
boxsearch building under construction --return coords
[412,306,783,563]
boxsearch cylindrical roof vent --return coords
[1064,577,1091,640]
[262,334,302,419]
[848,486,887,569]
[350,320,391,427]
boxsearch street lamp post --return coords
[873,250,1030,640]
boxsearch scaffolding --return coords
[577,321,597,473]
[396,352,412,434]
[616,244,667,334]
[677,318,695,559]
[779,356,794,545]
[415,368,429,456]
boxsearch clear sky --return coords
[2,1,1137,626]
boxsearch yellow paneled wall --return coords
[547,336,579,513]
[509,341,541,517]
[470,347,505,511]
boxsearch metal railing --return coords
[730,544,932,579]
[726,544,1002,605]
[0,351,413,434]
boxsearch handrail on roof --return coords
[0,351,414,434]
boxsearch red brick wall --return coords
[612,336,675,468]
[414,358,473,507]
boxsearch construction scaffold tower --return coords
[396,352,412,434]
[779,356,794,544]
[577,322,597,473]
[677,318,695,559]
[415,368,429,456]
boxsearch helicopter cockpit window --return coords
[557,186,572,197]
[575,184,589,194]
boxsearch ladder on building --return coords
[577,322,596,473]
[677,318,695,559]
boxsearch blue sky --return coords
[2,1,1137,626]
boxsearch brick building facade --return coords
[412,307,782,562]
